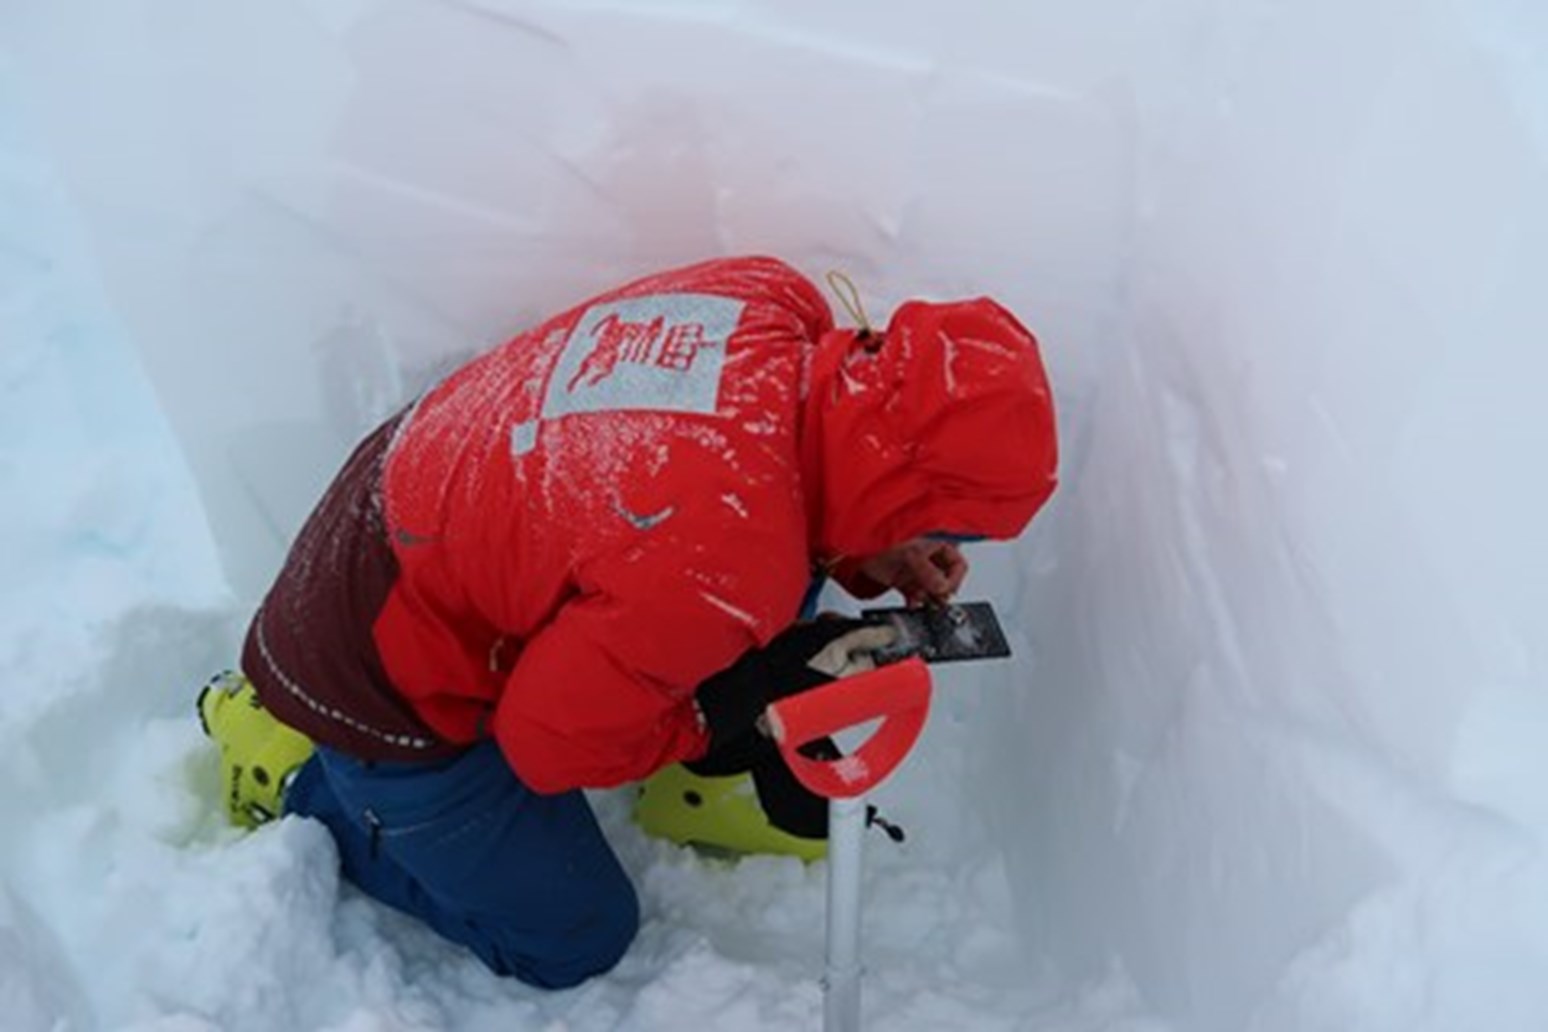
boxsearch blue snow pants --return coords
[285,739,639,988]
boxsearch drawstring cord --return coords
[825,271,882,351]
[825,271,872,333]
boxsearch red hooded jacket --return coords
[243,256,1057,794]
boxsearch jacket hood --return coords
[801,296,1059,563]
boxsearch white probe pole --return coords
[770,657,929,1032]
[824,795,867,1032]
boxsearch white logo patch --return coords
[541,293,745,420]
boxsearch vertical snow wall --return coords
[8,2,1546,1028]
[996,3,1548,1029]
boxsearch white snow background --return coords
[2,2,1546,1030]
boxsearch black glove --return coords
[686,727,838,838]
[692,618,895,755]
[689,618,897,841]
[688,732,902,842]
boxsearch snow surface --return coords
[3,1,1547,1030]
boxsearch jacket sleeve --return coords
[490,596,709,793]
[491,494,810,795]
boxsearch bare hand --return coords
[855,538,969,607]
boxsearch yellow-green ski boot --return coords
[635,763,827,862]
[197,670,315,829]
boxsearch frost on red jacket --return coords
[243,256,1058,795]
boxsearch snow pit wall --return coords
[995,2,1548,1029]
[9,2,1547,1029]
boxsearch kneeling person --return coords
[215,256,1060,988]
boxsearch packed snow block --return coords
[8,0,1128,601]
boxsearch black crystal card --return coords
[860,601,1012,665]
